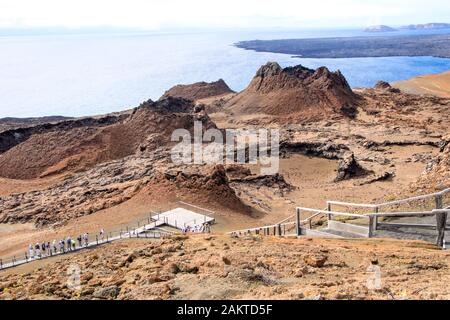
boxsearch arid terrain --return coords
[0,62,449,300]
[1,235,449,300]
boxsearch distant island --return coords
[364,25,397,33]
[364,22,450,33]
[235,33,450,59]
[400,23,450,30]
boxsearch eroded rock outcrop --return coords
[0,152,159,227]
[414,136,450,192]
[334,153,372,182]
[229,173,294,192]
[281,141,350,160]
[149,165,251,213]
[374,81,400,93]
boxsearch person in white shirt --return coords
[29,244,34,260]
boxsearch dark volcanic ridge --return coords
[235,33,450,59]
[161,79,234,102]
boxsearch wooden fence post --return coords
[277,224,282,237]
[296,208,301,236]
[96,235,98,245]
[327,203,332,221]
[435,194,443,209]
[435,194,446,247]
[0,259,2,269]
[374,207,379,231]
[368,216,375,238]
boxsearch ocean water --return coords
[1,28,450,118]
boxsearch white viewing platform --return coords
[154,207,215,229]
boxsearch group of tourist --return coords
[26,229,106,260]
[23,221,212,261]
[181,223,211,234]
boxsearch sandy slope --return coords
[393,71,450,98]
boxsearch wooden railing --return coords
[0,201,216,271]
[327,187,450,211]
[229,188,450,248]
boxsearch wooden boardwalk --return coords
[0,204,215,271]
[229,188,450,248]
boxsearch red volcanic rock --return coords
[225,62,359,121]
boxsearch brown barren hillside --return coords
[0,97,215,179]
[161,79,234,101]
[224,62,359,121]
[393,70,450,98]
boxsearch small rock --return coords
[303,254,328,268]
[93,285,120,299]
[222,256,232,265]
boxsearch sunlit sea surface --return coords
[2,28,450,117]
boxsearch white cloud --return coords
[0,0,449,29]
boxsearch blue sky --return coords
[1,0,449,30]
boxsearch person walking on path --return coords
[29,244,34,260]
[59,240,64,253]
[35,243,40,258]
[52,240,57,254]
[41,242,46,257]
[100,229,105,241]
[77,235,82,248]
[66,237,71,252]
[84,233,89,247]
